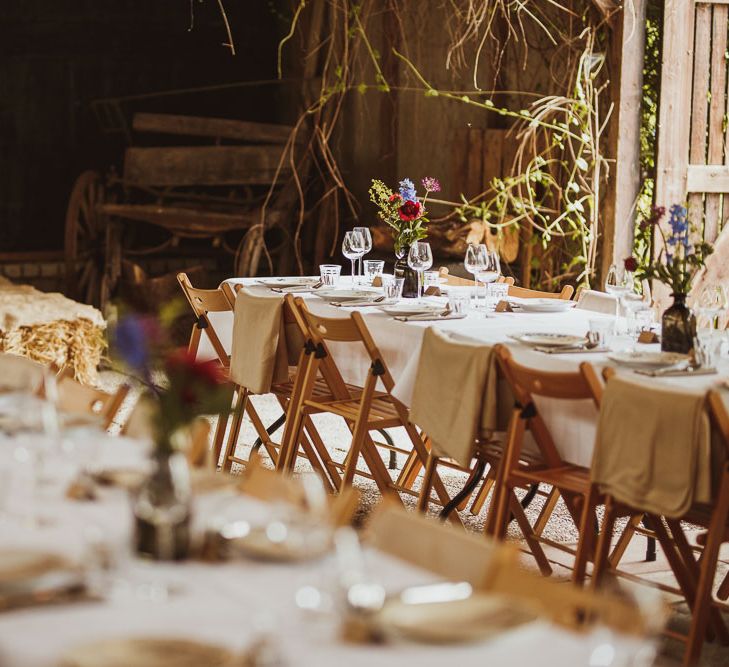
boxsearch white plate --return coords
[511,332,586,347]
[378,302,445,317]
[513,299,576,313]
[315,288,380,302]
[607,351,688,369]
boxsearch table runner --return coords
[591,375,712,517]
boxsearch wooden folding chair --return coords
[437,266,515,287]
[278,298,458,515]
[489,344,603,583]
[56,369,129,430]
[591,387,729,666]
[508,284,574,300]
[217,285,356,493]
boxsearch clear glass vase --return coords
[133,447,192,561]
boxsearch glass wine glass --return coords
[476,248,501,308]
[342,231,365,284]
[407,241,433,298]
[604,264,632,334]
[621,279,653,341]
[696,284,728,330]
[353,227,372,282]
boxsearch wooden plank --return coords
[705,5,729,242]
[132,113,295,144]
[687,4,711,238]
[602,0,648,280]
[123,146,291,186]
[687,164,729,192]
[465,128,484,197]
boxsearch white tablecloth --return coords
[0,439,644,667]
[208,278,729,468]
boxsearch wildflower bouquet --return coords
[113,309,230,452]
[369,176,440,256]
[625,204,713,295]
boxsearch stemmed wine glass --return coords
[621,279,653,340]
[604,263,632,334]
[342,231,365,284]
[407,241,433,298]
[696,284,728,330]
[353,227,372,282]
[476,248,501,308]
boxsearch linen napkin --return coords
[575,289,617,315]
[409,328,498,467]
[591,376,712,517]
[230,289,298,394]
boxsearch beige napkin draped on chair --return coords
[409,328,500,467]
[591,376,712,517]
[229,289,302,394]
[575,289,617,315]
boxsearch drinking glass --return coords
[621,279,652,337]
[448,289,471,314]
[694,330,723,368]
[407,241,433,297]
[382,276,404,302]
[353,227,373,280]
[604,264,632,333]
[363,260,384,284]
[487,282,509,308]
[319,264,341,287]
[475,249,501,308]
[588,319,612,349]
[342,231,365,283]
[696,284,728,330]
[423,270,440,293]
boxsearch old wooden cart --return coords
[64,112,298,308]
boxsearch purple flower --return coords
[399,178,417,201]
[114,314,151,373]
[421,176,441,193]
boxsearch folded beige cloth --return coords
[410,328,499,467]
[591,376,712,517]
[575,289,617,315]
[230,289,304,394]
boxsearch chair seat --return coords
[303,395,403,427]
[510,464,591,495]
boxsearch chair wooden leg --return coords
[417,454,438,512]
[213,384,235,469]
[573,488,598,585]
[533,487,560,537]
[683,475,729,665]
[220,386,246,471]
[592,501,618,590]
[469,468,495,515]
[245,400,281,466]
[608,513,641,569]
[396,447,422,489]
[302,417,343,491]
[510,492,552,576]
[717,571,729,601]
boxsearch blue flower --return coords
[114,315,149,372]
[399,178,417,201]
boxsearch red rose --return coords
[165,348,225,386]
[389,193,402,203]
[624,256,638,273]
[398,200,422,222]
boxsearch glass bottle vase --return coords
[661,293,696,354]
[394,245,419,299]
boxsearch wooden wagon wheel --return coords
[64,171,111,309]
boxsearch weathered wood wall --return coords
[0,1,280,253]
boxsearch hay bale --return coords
[0,281,106,385]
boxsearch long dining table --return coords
[205,277,729,469]
[0,435,647,666]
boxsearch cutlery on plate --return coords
[271,282,323,294]
[394,310,466,322]
[634,365,717,378]
[332,297,386,307]
[534,345,608,354]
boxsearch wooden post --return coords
[601,0,648,280]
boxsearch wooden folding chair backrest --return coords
[437,267,515,287]
[508,284,574,300]
[177,273,231,366]
[493,344,602,467]
[56,370,129,430]
[366,502,516,588]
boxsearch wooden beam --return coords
[687,165,729,192]
[601,0,647,279]
[132,113,295,144]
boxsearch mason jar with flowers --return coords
[624,204,713,354]
[369,176,440,298]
